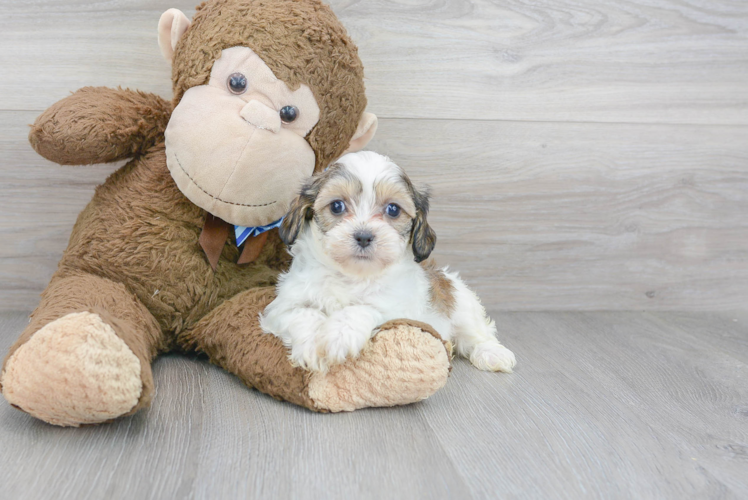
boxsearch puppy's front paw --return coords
[287,334,328,372]
[321,316,372,367]
[470,342,517,373]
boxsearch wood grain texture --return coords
[2,110,746,311]
[372,119,748,311]
[1,0,747,124]
[423,310,748,499]
[1,310,746,499]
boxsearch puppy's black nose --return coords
[354,230,374,248]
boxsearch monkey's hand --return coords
[29,87,172,165]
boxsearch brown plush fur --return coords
[8,100,320,416]
[378,318,453,358]
[1,0,450,425]
[29,87,172,166]
[178,287,318,409]
[173,0,367,172]
[1,271,166,414]
[308,321,453,411]
[39,142,288,335]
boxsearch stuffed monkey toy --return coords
[0,0,451,427]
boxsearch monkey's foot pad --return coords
[1,312,142,427]
[308,321,452,412]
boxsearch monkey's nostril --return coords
[353,230,374,248]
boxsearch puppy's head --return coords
[280,151,436,276]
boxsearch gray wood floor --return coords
[1,310,746,499]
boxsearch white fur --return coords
[261,151,516,373]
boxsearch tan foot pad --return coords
[1,312,142,427]
[308,323,451,412]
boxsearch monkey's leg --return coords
[178,287,452,412]
[0,273,166,426]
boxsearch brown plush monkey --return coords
[0,0,451,427]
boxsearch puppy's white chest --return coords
[322,273,417,312]
[323,267,451,334]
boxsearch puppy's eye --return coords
[227,73,247,94]
[280,105,298,123]
[386,203,401,218]
[330,200,346,215]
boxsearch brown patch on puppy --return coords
[312,211,340,235]
[421,259,455,315]
[313,167,363,234]
[375,174,417,237]
[403,180,436,263]
[280,163,362,244]
[375,178,416,218]
[370,168,436,262]
[388,209,415,239]
[279,179,319,246]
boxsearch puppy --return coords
[260,151,516,373]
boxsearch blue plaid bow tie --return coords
[234,218,284,246]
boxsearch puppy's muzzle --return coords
[353,230,374,249]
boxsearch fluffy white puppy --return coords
[261,151,516,373]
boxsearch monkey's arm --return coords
[29,87,172,165]
[178,287,452,412]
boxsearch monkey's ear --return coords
[279,191,315,246]
[158,9,191,64]
[344,113,378,154]
[410,187,437,263]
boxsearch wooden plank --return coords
[2,111,746,311]
[347,0,748,125]
[1,311,747,498]
[371,119,748,311]
[0,9,174,112]
[647,310,748,364]
[420,311,748,498]
[1,0,746,124]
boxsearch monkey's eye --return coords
[280,105,299,123]
[386,203,401,218]
[227,73,247,94]
[330,200,346,215]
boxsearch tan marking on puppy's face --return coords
[307,160,420,277]
[312,166,363,234]
[374,176,417,238]
[374,166,436,263]
[285,152,437,276]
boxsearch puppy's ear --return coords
[279,182,317,246]
[410,186,436,263]
[280,164,341,245]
